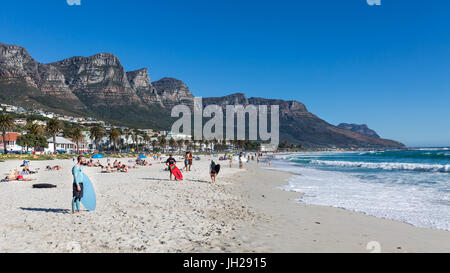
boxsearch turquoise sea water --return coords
[272,149,450,230]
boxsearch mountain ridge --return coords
[0,42,405,148]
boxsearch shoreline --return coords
[233,162,450,252]
[1,157,449,253]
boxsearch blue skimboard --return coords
[81,173,96,211]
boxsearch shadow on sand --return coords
[140,177,210,184]
[20,208,71,214]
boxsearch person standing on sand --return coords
[72,155,86,214]
[239,152,244,169]
[166,154,177,181]
[183,152,189,172]
[210,160,217,183]
[188,152,193,171]
[229,155,233,168]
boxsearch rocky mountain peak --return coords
[152,77,194,106]
[337,123,381,139]
[127,68,163,106]
[0,43,38,86]
[127,68,151,89]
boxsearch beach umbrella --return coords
[138,155,147,159]
[92,154,104,159]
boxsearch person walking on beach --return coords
[166,154,177,181]
[229,155,233,168]
[72,155,86,214]
[210,160,218,183]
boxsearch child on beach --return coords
[72,155,86,214]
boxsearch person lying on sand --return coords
[101,163,116,173]
[46,165,62,171]
[5,169,35,182]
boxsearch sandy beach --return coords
[0,155,449,253]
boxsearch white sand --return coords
[0,156,449,253]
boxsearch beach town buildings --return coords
[166,132,191,141]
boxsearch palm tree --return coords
[212,138,218,152]
[27,123,44,136]
[108,128,121,154]
[89,126,105,152]
[46,118,62,154]
[143,134,151,152]
[169,137,176,153]
[151,139,157,152]
[0,113,14,154]
[71,127,84,155]
[204,139,210,152]
[177,139,184,151]
[198,139,204,152]
[131,129,138,152]
[190,135,197,152]
[123,128,131,152]
[184,139,191,151]
[158,136,167,153]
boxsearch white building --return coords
[45,137,76,154]
[14,119,27,126]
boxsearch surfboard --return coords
[214,164,221,175]
[170,164,183,180]
[81,173,96,211]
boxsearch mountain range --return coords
[0,42,404,148]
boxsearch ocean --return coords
[271,149,450,231]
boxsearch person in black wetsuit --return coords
[210,160,217,183]
[165,154,177,181]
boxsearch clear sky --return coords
[1,0,449,147]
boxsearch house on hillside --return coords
[14,119,27,126]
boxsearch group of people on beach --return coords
[68,150,257,213]
[164,152,220,183]
[2,160,38,182]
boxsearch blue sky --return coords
[1,0,449,146]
